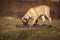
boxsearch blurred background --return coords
[0,0,60,19]
[0,0,60,40]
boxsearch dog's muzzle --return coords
[22,18,29,26]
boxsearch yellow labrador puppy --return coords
[22,5,52,26]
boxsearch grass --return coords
[0,16,60,40]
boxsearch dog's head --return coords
[22,13,33,26]
[22,15,29,26]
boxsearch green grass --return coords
[0,16,60,40]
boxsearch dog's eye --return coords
[25,18,28,21]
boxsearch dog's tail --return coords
[50,10,54,15]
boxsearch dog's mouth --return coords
[22,21,29,26]
[22,19,29,26]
